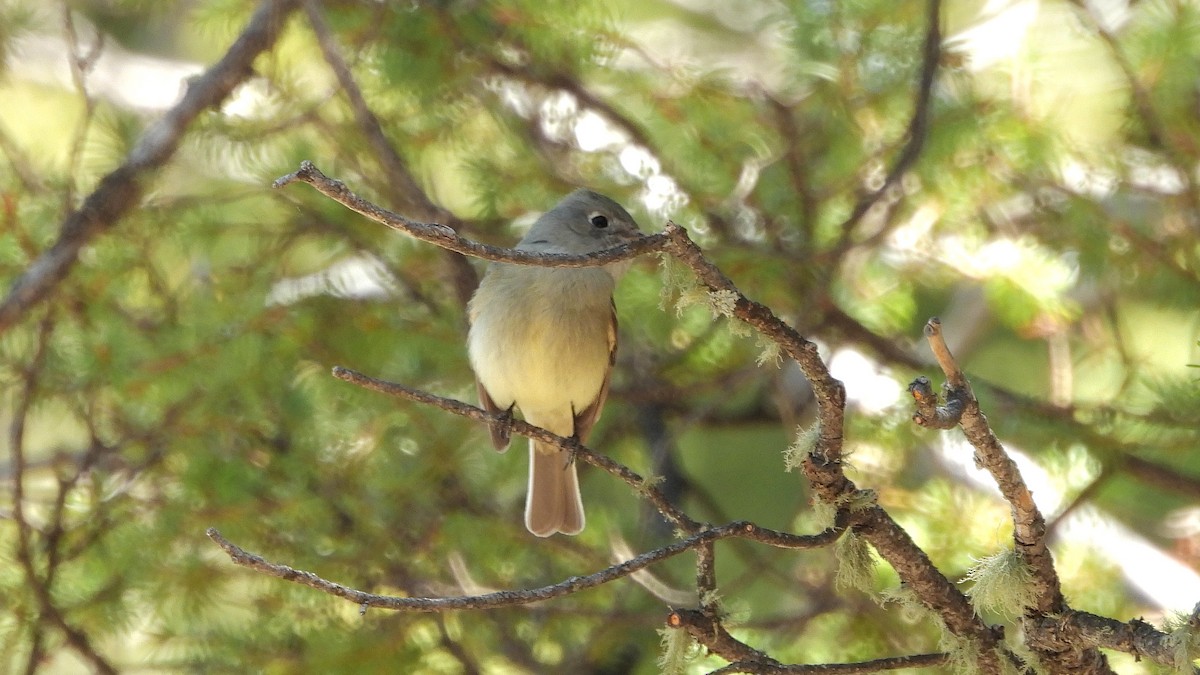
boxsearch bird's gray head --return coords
[518,189,642,255]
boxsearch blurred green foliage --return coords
[2,0,1199,673]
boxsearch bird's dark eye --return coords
[590,214,608,228]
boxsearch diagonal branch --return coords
[301,0,450,224]
[207,518,840,612]
[673,610,952,673]
[654,226,847,464]
[710,652,951,674]
[333,364,693,533]
[0,0,300,335]
[649,249,1007,671]
[831,0,942,243]
[331,365,846,550]
[1066,0,1200,221]
[300,0,478,306]
[273,161,668,267]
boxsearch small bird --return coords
[467,189,642,536]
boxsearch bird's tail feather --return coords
[525,440,585,537]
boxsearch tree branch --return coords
[1028,610,1200,674]
[331,365,696,533]
[9,315,117,675]
[207,519,839,612]
[300,0,479,306]
[1066,0,1200,223]
[710,651,951,674]
[0,0,300,335]
[673,609,953,674]
[330,365,846,550]
[273,160,668,267]
[668,608,781,668]
[831,0,941,242]
[912,318,1115,675]
[918,318,1064,613]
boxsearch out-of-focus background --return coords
[2,0,1199,672]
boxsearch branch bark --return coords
[912,317,1114,675]
[710,652,950,674]
[1028,610,1200,674]
[273,161,668,267]
[672,611,952,673]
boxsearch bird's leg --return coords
[497,403,515,434]
[564,404,581,469]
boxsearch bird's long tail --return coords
[525,439,585,537]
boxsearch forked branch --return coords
[910,317,1114,674]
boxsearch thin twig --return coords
[331,365,696,533]
[332,365,846,550]
[830,0,942,245]
[273,161,668,268]
[908,319,968,429]
[207,520,838,612]
[302,0,450,224]
[10,315,117,675]
[710,651,951,674]
[696,540,718,614]
[1067,0,1200,222]
[62,5,102,211]
[923,318,965,389]
[300,0,478,306]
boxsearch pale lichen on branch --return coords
[910,317,1118,674]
